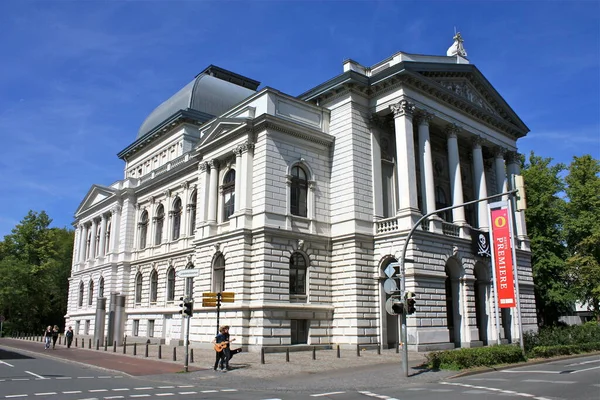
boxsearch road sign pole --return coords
[184,314,190,372]
[216,293,221,335]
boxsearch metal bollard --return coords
[337,344,341,358]
[158,344,162,359]
[312,346,316,360]
[260,347,265,364]
[190,348,194,363]
[357,344,361,357]
[133,343,137,356]
[145,343,148,357]
[286,348,290,362]
[113,341,117,353]
[104,338,108,351]
[396,341,399,354]
[96,339,99,350]
[172,347,176,361]
[59,336,62,345]
[75,338,78,347]
[377,343,381,355]
[88,338,91,349]
[123,342,126,354]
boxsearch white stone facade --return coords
[66,52,537,352]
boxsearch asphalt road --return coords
[1,342,598,400]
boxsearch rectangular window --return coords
[148,320,155,338]
[84,320,90,336]
[133,320,140,337]
[291,319,308,345]
[75,321,80,335]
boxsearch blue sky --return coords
[0,0,598,236]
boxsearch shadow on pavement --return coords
[0,348,35,360]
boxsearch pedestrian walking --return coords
[51,325,59,349]
[65,326,74,348]
[43,326,52,350]
[212,325,236,371]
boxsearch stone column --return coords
[98,215,107,257]
[207,159,220,225]
[417,111,436,216]
[180,182,189,238]
[83,224,90,260]
[494,147,508,201]
[240,142,254,213]
[390,100,419,215]
[472,136,489,230]
[233,145,243,213]
[198,162,209,225]
[446,124,466,225]
[90,219,98,259]
[369,115,385,220]
[110,205,121,253]
[506,151,529,249]
[78,224,86,262]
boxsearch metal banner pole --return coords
[507,200,525,352]
[488,202,504,345]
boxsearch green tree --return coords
[522,152,573,326]
[564,155,600,320]
[0,211,74,334]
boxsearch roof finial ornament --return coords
[447,29,468,58]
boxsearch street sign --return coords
[220,292,235,303]
[202,299,217,307]
[385,297,397,315]
[202,292,217,298]
[383,278,398,294]
[385,262,399,278]
[177,269,200,278]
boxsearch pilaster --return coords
[445,124,466,227]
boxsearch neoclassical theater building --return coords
[66,35,537,351]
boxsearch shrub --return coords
[529,342,600,358]
[524,322,600,355]
[426,345,525,370]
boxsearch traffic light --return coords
[513,174,527,211]
[391,295,405,315]
[405,291,416,315]
[179,297,193,317]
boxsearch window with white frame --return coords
[155,204,164,245]
[150,270,158,304]
[78,282,84,307]
[171,197,182,240]
[135,273,143,304]
[133,320,139,336]
[139,211,149,249]
[290,165,308,217]
[289,252,307,296]
[212,254,225,293]
[222,169,235,221]
[98,276,104,298]
[166,267,175,302]
[148,320,155,338]
[88,280,94,306]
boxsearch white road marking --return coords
[89,389,108,392]
[112,388,130,391]
[358,391,399,400]
[567,359,600,366]
[104,397,125,400]
[155,394,174,397]
[131,396,151,398]
[78,376,95,379]
[571,365,600,374]
[134,387,153,390]
[201,390,218,393]
[440,382,547,399]
[35,393,57,396]
[98,375,113,378]
[56,377,72,379]
[311,392,346,397]
[6,395,27,398]
[0,360,14,367]
[177,385,194,388]
[157,386,174,389]
[63,391,82,394]
[221,389,238,392]
[25,371,46,379]
[178,392,197,396]
[524,379,576,384]
[502,370,561,374]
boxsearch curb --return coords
[447,351,600,379]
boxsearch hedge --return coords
[426,345,525,370]
[529,342,600,358]
[523,322,600,354]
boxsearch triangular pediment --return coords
[431,77,499,116]
[198,117,248,146]
[75,184,118,216]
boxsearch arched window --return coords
[172,198,182,241]
[88,280,94,306]
[135,273,143,304]
[212,254,225,293]
[139,211,149,249]
[185,263,195,298]
[290,166,308,217]
[78,282,84,307]
[222,170,235,221]
[189,191,197,235]
[150,270,158,303]
[155,204,165,245]
[98,276,105,298]
[104,221,111,254]
[166,267,175,302]
[289,252,307,295]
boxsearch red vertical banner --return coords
[490,208,516,308]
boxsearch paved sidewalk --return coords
[1,337,428,379]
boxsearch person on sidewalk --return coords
[212,325,235,371]
[43,326,52,350]
[51,325,59,349]
[65,326,74,348]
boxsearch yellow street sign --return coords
[220,292,235,302]
[202,300,217,307]
[203,292,217,298]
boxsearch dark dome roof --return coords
[136,66,259,140]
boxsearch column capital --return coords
[415,110,434,126]
[390,100,415,118]
[506,150,521,164]
[209,159,220,170]
[494,146,507,158]
[471,135,485,148]
[111,204,122,214]
[445,123,461,138]
[199,161,209,172]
